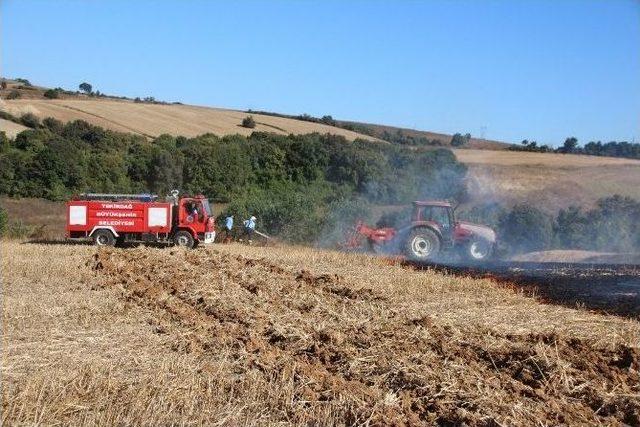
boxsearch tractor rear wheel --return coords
[173,230,195,249]
[404,227,440,262]
[93,229,116,247]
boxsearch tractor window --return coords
[421,206,451,229]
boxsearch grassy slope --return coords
[2,241,638,425]
[456,149,640,210]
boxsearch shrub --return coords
[4,220,39,239]
[15,78,31,86]
[6,90,21,100]
[321,115,336,126]
[0,206,7,236]
[20,113,41,128]
[0,110,19,122]
[451,133,471,147]
[241,116,256,129]
[1,80,7,90]
[498,204,553,254]
[43,117,65,133]
[43,89,60,99]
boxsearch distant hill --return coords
[337,120,509,150]
[0,78,508,148]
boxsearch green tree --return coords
[43,89,60,99]
[20,113,40,128]
[451,133,471,147]
[554,206,589,248]
[498,204,553,254]
[560,137,579,153]
[321,115,336,126]
[0,205,7,236]
[79,82,92,94]
[241,116,256,128]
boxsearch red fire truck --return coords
[65,192,215,248]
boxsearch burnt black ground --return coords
[404,260,640,318]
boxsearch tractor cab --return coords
[411,201,456,244]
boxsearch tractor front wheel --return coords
[463,239,493,262]
[404,227,440,262]
[173,230,195,249]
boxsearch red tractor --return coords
[344,200,496,262]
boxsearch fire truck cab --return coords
[65,192,215,249]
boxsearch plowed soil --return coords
[2,242,639,426]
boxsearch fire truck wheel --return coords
[404,227,440,262]
[173,230,195,249]
[93,229,116,247]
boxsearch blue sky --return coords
[2,0,639,146]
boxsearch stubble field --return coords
[1,99,378,141]
[2,241,639,426]
[456,149,640,210]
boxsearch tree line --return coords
[0,119,466,243]
[510,137,640,160]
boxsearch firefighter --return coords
[243,216,256,244]
[223,215,234,243]
[185,201,198,222]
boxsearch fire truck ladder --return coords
[78,193,158,202]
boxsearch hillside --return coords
[457,149,640,210]
[1,99,379,141]
[1,79,503,147]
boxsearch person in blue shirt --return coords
[243,215,256,243]
[223,215,234,243]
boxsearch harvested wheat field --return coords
[0,119,29,139]
[455,149,640,210]
[0,99,378,141]
[2,241,639,426]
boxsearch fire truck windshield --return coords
[201,199,212,216]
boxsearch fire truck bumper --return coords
[203,232,216,244]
